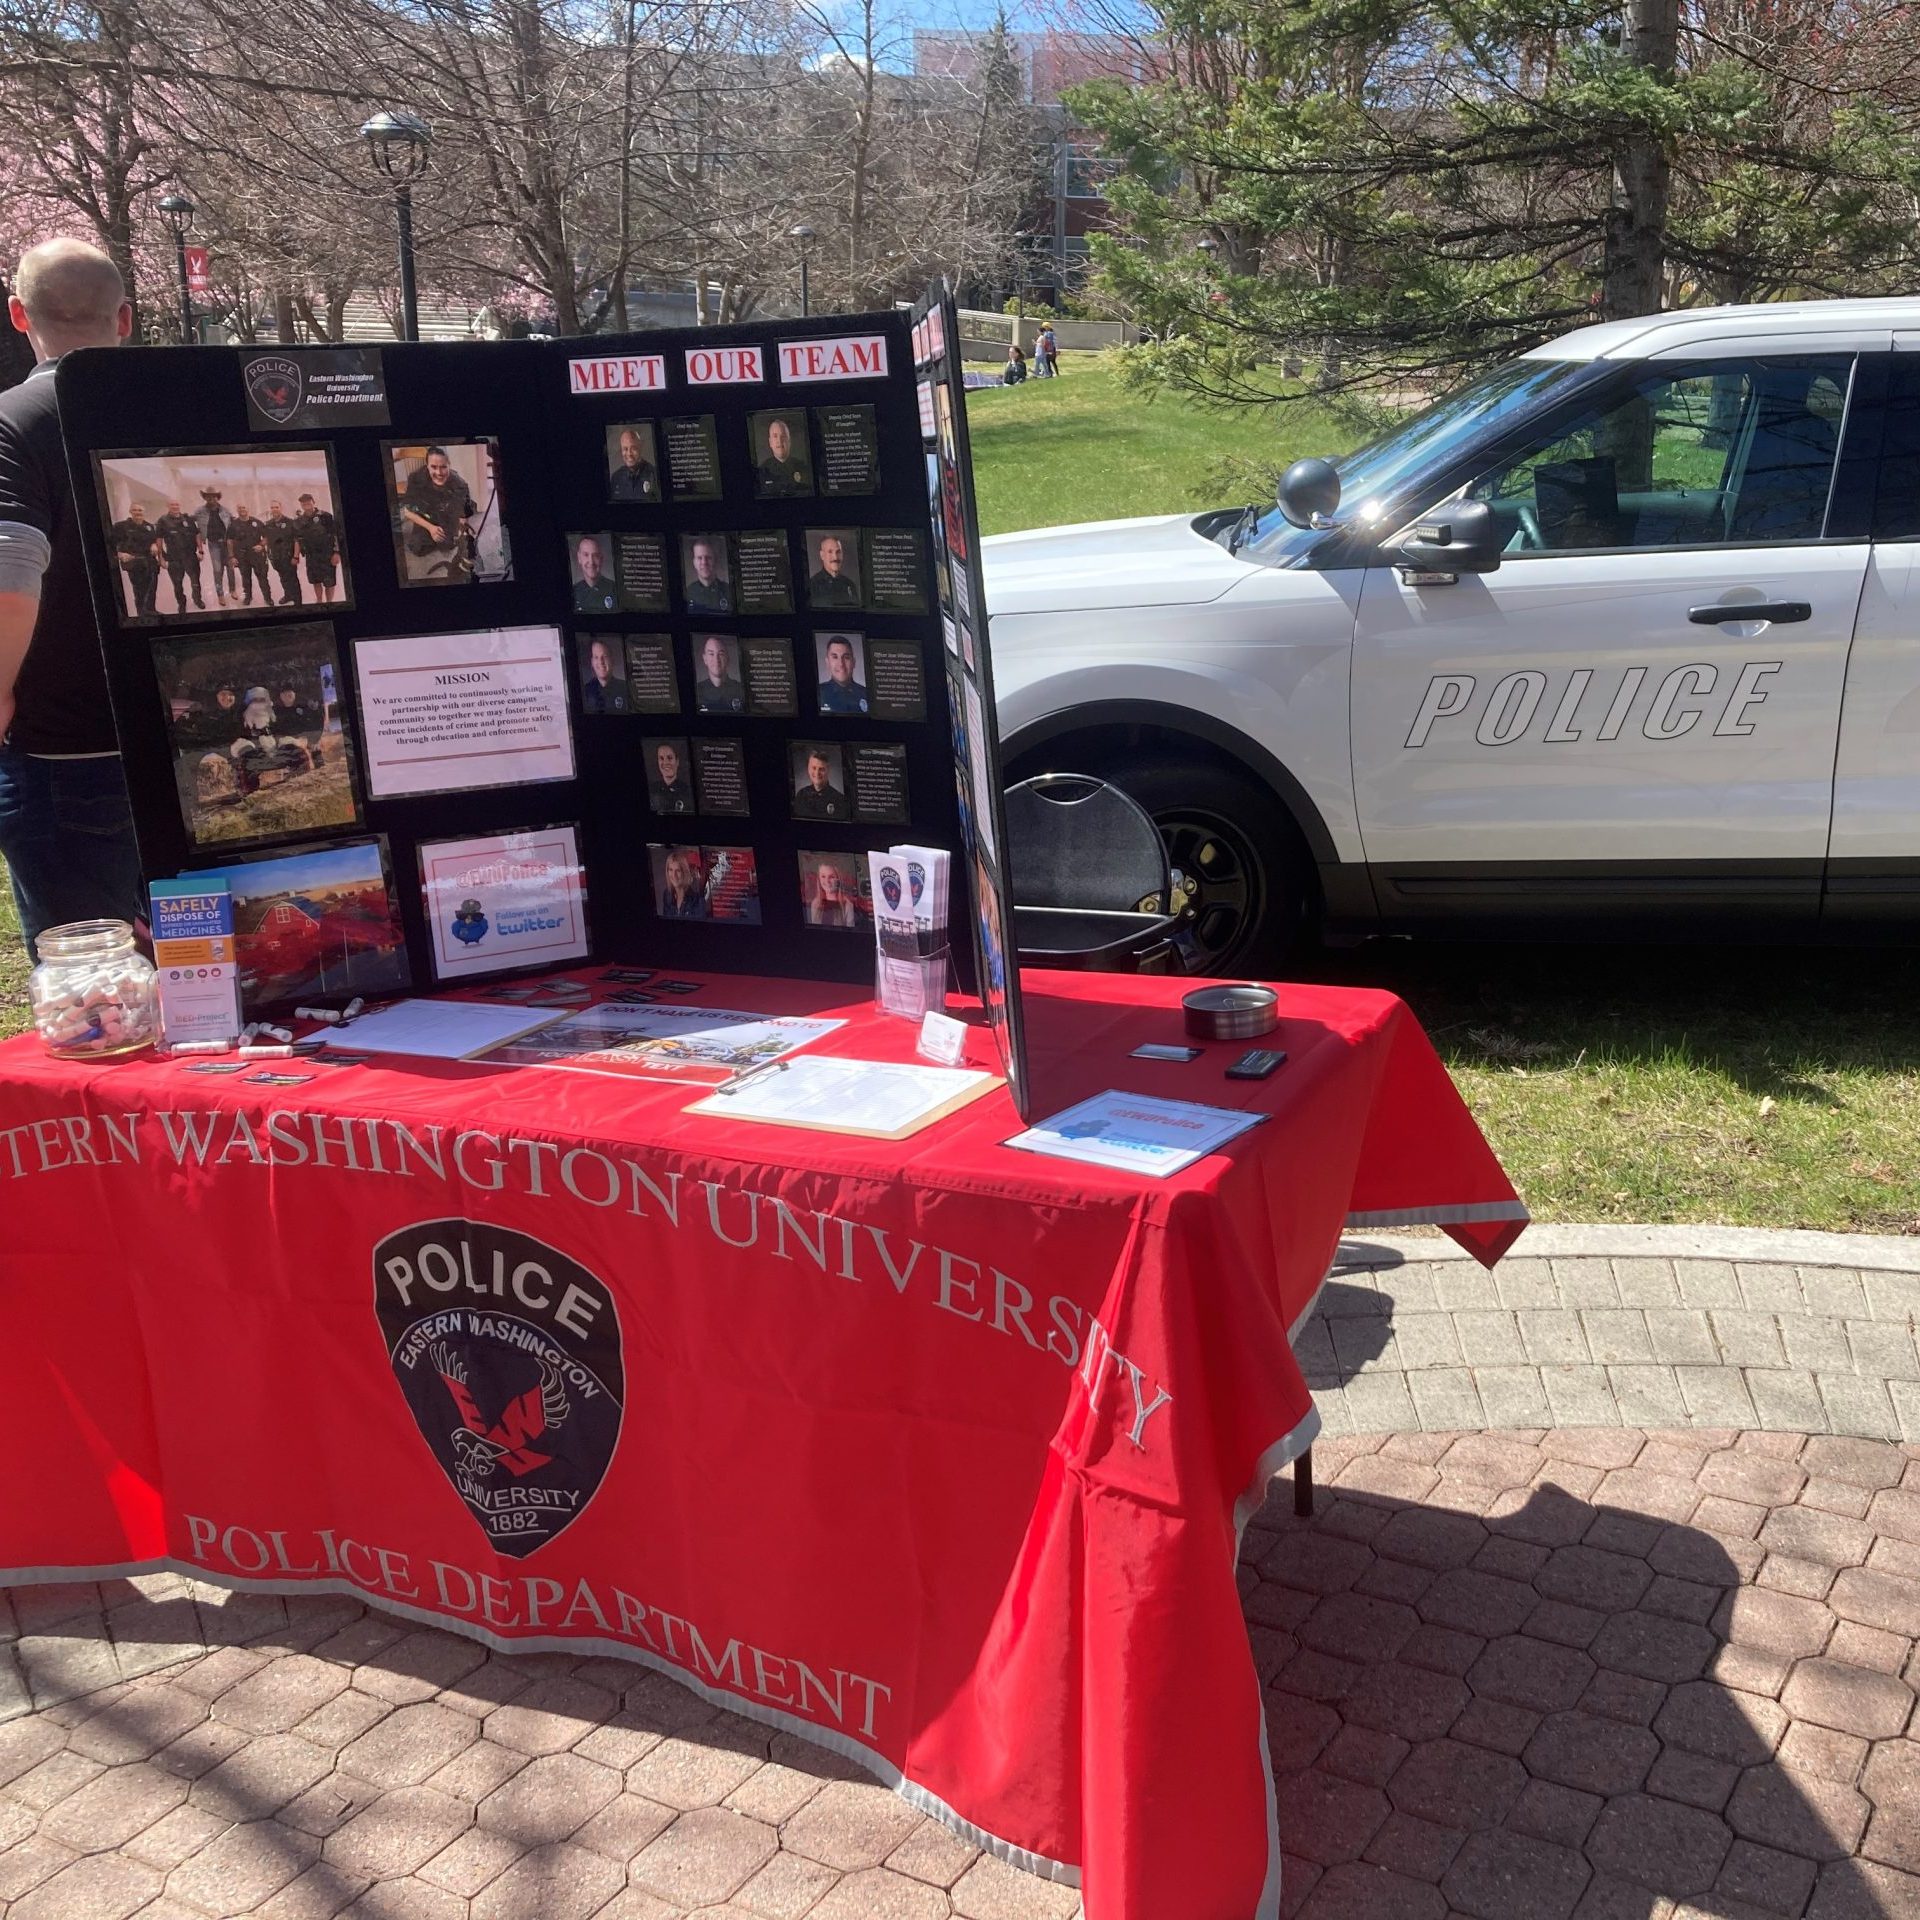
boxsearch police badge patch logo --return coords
[879,864,902,911]
[375,1219,625,1558]
[245,355,304,427]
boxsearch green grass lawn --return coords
[1321,939,1920,1235]
[0,875,25,1039]
[968,354,1356,535]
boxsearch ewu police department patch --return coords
[374,1220,624,1558]
[245,355,304,426]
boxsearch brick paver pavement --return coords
[2,1427,1916,1917]
[1310,1245,1920,1443]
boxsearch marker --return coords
[168,1039,235,1056]
[238,1043,297,1058]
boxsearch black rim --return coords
[1145,807,1267,971]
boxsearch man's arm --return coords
[0,590,38,743]
[0,522,51,746]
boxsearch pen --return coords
[717,1059,790,1096]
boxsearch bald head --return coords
[10,238,131,361]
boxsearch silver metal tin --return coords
[1182,983,1278,1041]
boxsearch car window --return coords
[1465,357,1851,554]
[1872,355,1920,539]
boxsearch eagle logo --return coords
[375,1220,625,1558]
[245,355,304,427]
[432,1342,568,1492]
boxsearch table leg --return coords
[1294,1446,1314,1518]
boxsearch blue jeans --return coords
[0,747,147,960]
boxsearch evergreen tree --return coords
[1069,0,1920,403]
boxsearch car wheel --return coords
[1086,753,1310,976]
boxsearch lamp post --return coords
[159,193,195,342]
[360,110,432,341]
[788,223,815,318]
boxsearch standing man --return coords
[196,487,234,605]
[0,238,146,957]
[107,501,162,618]
[1034,322,1059,377]
[263,498,303,606]
[154,498,204,613]
[294,491,340,604]
[226,503,270,606]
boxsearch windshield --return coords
[1234,358,1596,564]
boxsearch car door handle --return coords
[1687,602,1811,626]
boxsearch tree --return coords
[1069,0,1920,405]
[0,0,167,331]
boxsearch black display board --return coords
[58,310,1030,1112]
[909,286,1029,1117]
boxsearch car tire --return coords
[1078,750,1312,976]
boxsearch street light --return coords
[159,193,195,343]
[788,223,815,319]
[360,110,432,342]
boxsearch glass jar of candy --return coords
[27,919,159,1059]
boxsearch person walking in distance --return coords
[0,238,147,956]
[1034,322,1059,377]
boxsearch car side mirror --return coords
[1396,499,1502,578]
[1276,457,1341,530]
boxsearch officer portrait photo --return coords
[566,530,619,614]
[95,447,350,625]
[749,410,812,499]
[386,439,509,588]
[814,632,869,716]
[691,634,745,715]
[644,736,694,815]
[649,843,762,924]
[805,528,862,611]
[605,423,661,504]
[150,621,360,850]
[799,851,866,929]
[577,633,628,715]
[680,533,733,615]
[788,741,849,821]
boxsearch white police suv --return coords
[982,298,1920,969]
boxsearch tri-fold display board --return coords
[58,296,1031,1114]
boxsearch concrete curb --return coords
[1340,1222,1920,1273]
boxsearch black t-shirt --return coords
[0,362,116,754]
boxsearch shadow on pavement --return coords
[1243,1452,1911,1920]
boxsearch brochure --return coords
[150,876,243,1045]
[1004,1091,1267,1178]
[478,1004,843,1084]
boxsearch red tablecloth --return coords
[0,968,1523,1919]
